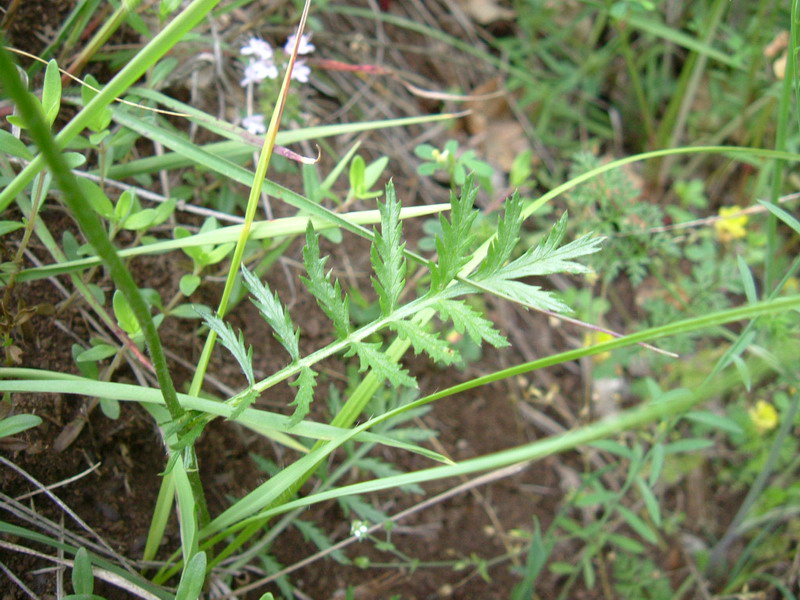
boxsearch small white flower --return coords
[241,37,273,61]
[291,59,311,83]
[350,520,369,540]
[242,114,266,135]
[240,59,278,87]
[284,33,315,55]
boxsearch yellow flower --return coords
[584,330,616,362]
[749,400,779,433]
[715,206,748,242]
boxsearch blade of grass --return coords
[764,0,799,292]
[0,372,450,463]
[651,0,728,184]
[121,87,466,149]
[7,203,449,283]
[62,0,143,79]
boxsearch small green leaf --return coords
[152,198,177,227]
[417,162,438,176]
[684,410,743,435]
[301,223,350,339]
[433,299,508,348]
[759,200,800,235]
[341,500,385,532]
[363,156,389,190]
[169,303,207,318]
[99,398,121,420]
[430,179,479,290]
[0,414,43,438]
[289,367,317,426]
[390,320,459,365]
[71,344,99,379]
[113,290,140,336]
[242,267,299,361]
[76,344,117,362]
[414,144,436,159]
[349,155,366,196]
[663,438,714,454]
[549,561,577,575]
[371,181,406,315]
[474,278,570,313]
[140,287,163,310]
[76,178,113,219]
[731,355,751,391]
[179,274,201,297]
[80,74,112,132]
[62,230,80,261]
[575,489,617,507]
[194,306,254,386]
[175,551,206,600]
[72,548,93,595]
[7,114,27,128]
[617,506,659,545]
[582,555,595,588]
[203,243,234,266]
[41,59,62,126]
[737,256,757,304]
[589,439,633,459]
[86,283,105,305]
[347,341,416,388]
[149,58,179,88]
[294,519,350,564]
[635,476,661,527]
[0,130,33,159]
[88,130,109,145]
[509,149,533,187]
[608,533,645,554]
[648,442,665,487]
[159,0,183,19]
[0,221,25,237]
[493,213,603,280]
[477,192,523,278]
[63,152,86,168]
[122,208,157,231]
[228,388,259,423]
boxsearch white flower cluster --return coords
[350,520,369,541]
[239,33,315,134]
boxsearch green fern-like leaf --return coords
[430,178,479,290]
[289,367,317,426]
[229,388,259,422]
[479,279,571,313]
[433,299,509,348]
[301,223,351,339]
[475,191,524,278]
[347,341,416,388]
[194,306,254,385]
[294,519,350,564]
[495,212,604,279]
[466,211,603,313]
[339,494,390,524]
[241,266,300,362]
[390,319,460,365]
[260,554,294,599]
[371,181,406,315]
